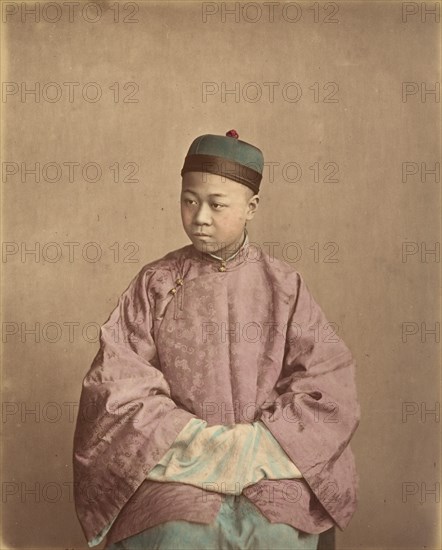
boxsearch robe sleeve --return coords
[145,418,302,492]
[73,266,197,545]
[257,272,360,529]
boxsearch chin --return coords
[190,238,219,254]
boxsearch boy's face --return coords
[181,171,259,258]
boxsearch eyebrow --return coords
[181,190,229,198]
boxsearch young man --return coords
[73,130,360,550]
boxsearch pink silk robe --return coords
[73,238,360,545]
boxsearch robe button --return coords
[176,278,184,285]
[169,287,177,294]
[219,266,226,272]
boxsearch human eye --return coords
[182,197,196,205]
[212,203,226,209]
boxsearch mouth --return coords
[193,233,211,237]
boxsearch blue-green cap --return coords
[181,130,264,194]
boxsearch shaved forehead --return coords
[182,172,258,203]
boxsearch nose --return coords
[193,202,212,226]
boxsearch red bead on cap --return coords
[226,129,239,139]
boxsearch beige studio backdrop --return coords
[1,1,440,549]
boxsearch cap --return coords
[181,130,264,194]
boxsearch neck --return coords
[208,228,248,261]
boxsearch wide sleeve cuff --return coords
[146,419,303,492]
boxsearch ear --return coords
[245,194,259,220]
